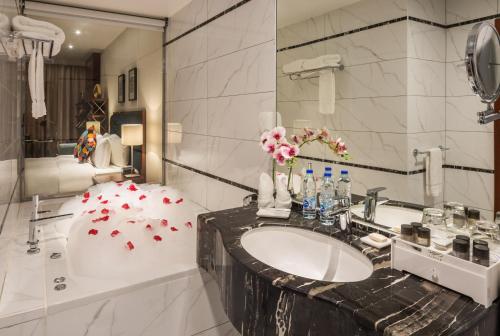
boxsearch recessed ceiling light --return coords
[68,44,74,49]
[75,30,81,35]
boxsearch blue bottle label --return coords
[304,197,316,209]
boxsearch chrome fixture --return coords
[53,277,66,284]
[333,205,352,235]
[413,145,449,157]
[54,283,67,291]
[364,187,387,223]
[465,22,500,124]
[27,195,73,255]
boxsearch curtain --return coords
[24,64,89,158]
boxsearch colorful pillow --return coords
[74,127,97,163]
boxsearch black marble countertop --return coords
[197,205,499,336]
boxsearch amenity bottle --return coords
[337,170,352,205]
[302,164,317,219]
[319,168,335,226]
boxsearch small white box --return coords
[391,237,500,307]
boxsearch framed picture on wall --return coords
[118,74,125,103]
[128,67,137,101]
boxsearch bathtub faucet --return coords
[27,195,74,255]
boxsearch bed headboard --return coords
[109,110,146,177]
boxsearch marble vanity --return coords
[197,205,499,336]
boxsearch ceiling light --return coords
[75,30,81,35]
[68,44,74,49]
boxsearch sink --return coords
[350,204,423,229]
[240,227,373,282]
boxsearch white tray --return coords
[391,237,500,307]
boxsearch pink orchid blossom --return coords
[280,144,300,159]
[270,126,286,141]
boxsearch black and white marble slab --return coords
[197,205,499,336]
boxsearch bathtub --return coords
[0,182,231,336]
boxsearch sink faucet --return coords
[27,195,73,255]
[363,187,387,223]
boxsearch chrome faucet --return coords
[363,187,387,223]
[27,195,74,255]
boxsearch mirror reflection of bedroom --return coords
[21,9,163,200]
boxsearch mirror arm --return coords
[477,104,500,124]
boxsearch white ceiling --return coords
[27,0,192,18]
[278,0,361,28]
[31,15,126,64]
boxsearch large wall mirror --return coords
[276,0,498,221]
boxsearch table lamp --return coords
[121,124,143,178]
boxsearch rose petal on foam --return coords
[128,184,138,191]
[153,235,162,242]
[163,197,171,205]
[82,198,88,204]
[145,224,153,231]
[97,195,102,201]
[117,183,123,187]
[101,200,109,204]
[83,191,90,199]
[127,220,136,224]
[88,229,98,235]
[101,208,110,215]
[115,194,120,197]
[110,230,120,237]
[122,203,130,210]
[185,221,193,229]
[88,209,96,214]
[126,241,135,251]
[160,219,168,227]
[139,194,147,201]
[175,198,183,204]
[170,227,178,232]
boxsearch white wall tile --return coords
[207,41,276,98]
[446,0,497,25]
[407,58,445,96]
[445,60,472,97]
[207,92,276,141]
[407,96,445,133]
[166,164,207,208]
[0,319,45,336]
[167,133,208,172]
[168,27,208,71]
[445,131,494,169]
[167,0,208,41]
[207,0,275,59]
[206,179,253,211]
[444,169,494,212]
[168,99,208,136]
[408,0,446,24]
[169,62,208,101]
[207,0,237,18]
[277,15,325,49]
[407,21,446,62]
[445,96,492,132]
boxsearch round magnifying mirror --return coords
[465,22,500,104]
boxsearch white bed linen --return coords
[24,155,122,197]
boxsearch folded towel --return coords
[12,15,65,58]
[425,148,443,198]
[257,172,274,209]
[282,54,341,75]
[319,69,335,115]
[275,174,292,209]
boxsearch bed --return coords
[23,110,146,199]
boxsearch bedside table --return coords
[93,173,146,185]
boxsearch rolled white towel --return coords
[282,59,305,74]
[303,54,341,71]
[12,15,65,57]
[257,172,275,209]
[275,174,292,209]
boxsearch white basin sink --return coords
[241,227,373,283]
[351,204,423,229]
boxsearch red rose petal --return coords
[101,215,110,222]
[88,209,96,214]
[122,203,130,210]
[117,183,123,187]
[127,220,136,224]
[126,241,135,250]
[128,184,138,191]
[175,198,184,204]
[185,221,193,228]
[170,227,178,232]
[97,195,102,200]
[115,194,120,197]
[145,224,153,231]
[153,235,162,242]
[139,194,147,200]
[110,230,120,237]
[88,229,98,235]
[163,197,171,205]
[101,208,110,215]
[82,198,88,204]
[101,200,109,204]
[83,192,90,199]
[160,219,168,227]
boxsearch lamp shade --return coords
[121,124,143,146]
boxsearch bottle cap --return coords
[306,169,313,174]
[341,170,348,175]
[473,239,488,248]
[410,222,422,230]
[467,209,480,220]
[473,245,489,260]
[456,235,470,244]
[325,167,332,171]
[401,224,413,236]
[324,172,332,177]
[453,238,469,253]
[416,226,430,239]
